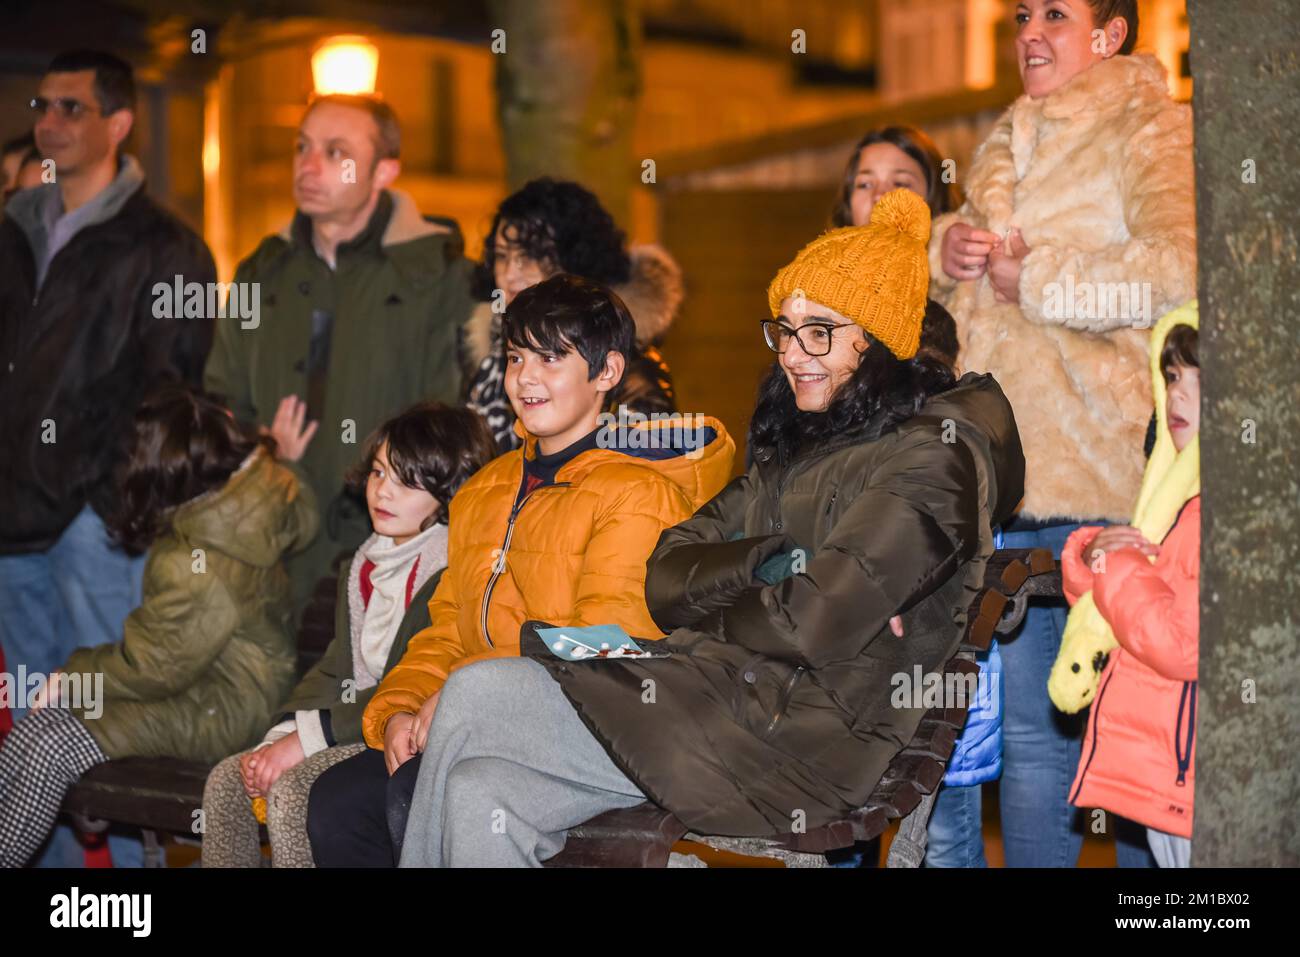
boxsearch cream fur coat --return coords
[929,54,1196,522]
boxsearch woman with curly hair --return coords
[461,178,683,450]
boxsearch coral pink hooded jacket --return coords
[1061,495,1200,837]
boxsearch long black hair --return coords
[748,326,957,460]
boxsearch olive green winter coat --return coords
[64,448,318,763]
[530,372,1025,836]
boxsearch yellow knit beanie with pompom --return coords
[767,188,931,359]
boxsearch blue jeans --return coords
[0,505,146,868]
[998,521,1154,868]
[925,782,987,867]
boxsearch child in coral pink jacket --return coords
[1060,315,1200,868]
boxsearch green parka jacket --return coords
[203,189,475,614]
[530,372,1025,836]
[65,448,317,763]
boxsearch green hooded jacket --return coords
[64,448,318,763]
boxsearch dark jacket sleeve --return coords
[645,470,791,632]
[708,425,982,669]
[278,558,355,720]
[157,226,217,385]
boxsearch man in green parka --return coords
[205,94,475,620]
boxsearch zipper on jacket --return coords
[823,488,838,538]
[763,665,807,737]
[1068,665,1116,804]
[1174,680,1197,787]
[478,482,569,648]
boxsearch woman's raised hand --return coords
[941,222,1001,281]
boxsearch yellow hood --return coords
[1049,301,1200,713]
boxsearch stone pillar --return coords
[1187,0,1300,866]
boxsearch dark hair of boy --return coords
[107,383,267,554]
[501,273,636,386]
[46,49,136,114]
[345,401,499,527]
[831,125,956,228]
[1159,323,1198,377]
[472,177,631,301]
[1085,0,1140,55]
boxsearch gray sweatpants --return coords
[399,657,647,867]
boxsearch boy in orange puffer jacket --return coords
[304,274,734,866]
[1060,316,1200,868]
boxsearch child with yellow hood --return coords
[1051,301,1201,867]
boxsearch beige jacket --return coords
[929,54,1196,521]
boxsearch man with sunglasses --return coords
[0,50,216,868]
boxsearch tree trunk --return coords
[1187,0,1300,866]
[487,0,641,229]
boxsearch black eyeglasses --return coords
[760,318,855,356]
[29,96,101,120]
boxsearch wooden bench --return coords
[60,549,1059,867]
[544,547,1060,868]
[59,570,341,866]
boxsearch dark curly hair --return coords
[472,178,631,301]
[345,402,499,528]
[106,383,268,555]
[748,329,957,460]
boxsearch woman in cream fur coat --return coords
[928,0,1196,868]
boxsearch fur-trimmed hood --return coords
[277,188,451,248]
[461,243,684,370]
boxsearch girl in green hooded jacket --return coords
[0,384,317,867]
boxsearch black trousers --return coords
[306,746,423,867]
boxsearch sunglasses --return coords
[29,96,102,120]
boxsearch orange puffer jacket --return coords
[361,416,735,748]
[1062,495,1200,838]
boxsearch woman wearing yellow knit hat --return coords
[384,189,1029,868]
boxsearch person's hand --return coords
[1085,525,1159,566]
[987,229,1030,303]
[238,750,261,797]
[384,712,417,776]
[941,222,1001,282]
[247,732,305,796]
[265,395,318,462]
[411,691,441,754]
[889,616,904,638]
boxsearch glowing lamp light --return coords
[312,36,379,96]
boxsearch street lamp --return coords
[311,36,379,96]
